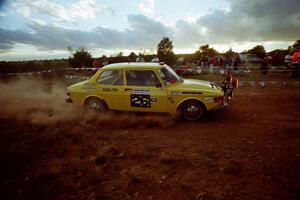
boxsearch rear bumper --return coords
[65,98,73,103]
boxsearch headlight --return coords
[213,96,224,103]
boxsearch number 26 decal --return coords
[131,94,151,107]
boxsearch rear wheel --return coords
[182,100,205,121]
[85,98,108,112]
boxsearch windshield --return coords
[158,66,181,85]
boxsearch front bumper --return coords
[65,98,73,103]
[214,103,228,111]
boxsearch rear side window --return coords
[97,70,123,85]
[126,70,161,86]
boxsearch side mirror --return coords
[155,82,162,88]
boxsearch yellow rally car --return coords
[66,62,225,121]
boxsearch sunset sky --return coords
[0,0,299,60]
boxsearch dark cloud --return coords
[127,14,173,45]
[231,0,300,19]
[197,0,300,43]
[0,27,35,49]
[0,14,172,51]
[173,19,206,48]
[172,0,300,48]
[0,0,7,9]
[0,0,299,54]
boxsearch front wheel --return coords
[85,98,108,112]
[182,100,205,121]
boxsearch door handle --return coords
[124,88,132,91]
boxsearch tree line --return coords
[69,37,300,67]
[0,38,299,73]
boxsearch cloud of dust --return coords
[0,78,174,127]
[0,78,82,124]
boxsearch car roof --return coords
[102,62,166,70]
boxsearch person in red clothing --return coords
[261,54,271,75]
[221,68,239,104]
[292,49,299,63]
[222,68,232,100]
[291,49,300,78]
[92,59,102,68]
[211,56,218,67]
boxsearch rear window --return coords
[97,70,123,85]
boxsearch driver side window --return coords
[126,70,161,86]
[97,70,124,85]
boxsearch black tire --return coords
[85,98,108,112]
[182,100,205,121]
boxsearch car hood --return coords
[170,79,222,94]
[182,79,214,88]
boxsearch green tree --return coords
[247,45,266,58]
[128,52,137,62]
[116,52,123,57]
[225,48,235,57]
[291,40,300,51]
[68,47,93,68]
[101,55,108,61]
[157,37,176,65]
[194,44,218,60]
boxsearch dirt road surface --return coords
[0,79,300,200]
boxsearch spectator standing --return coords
[231,56,236,68]
[207,56,212,67]
[203,55,208,67]
[225,56,230,69]
[233,54,239,70]
[92,59,102,68]
[211,56,218,67]
[261,54,270,75]
[284,53,292,74]
[221,68,238,103]
[217,56,221,67]
[291,49,300,78]
[219,56,224,68]
[136,53,145,62]
[292,50,299,63]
